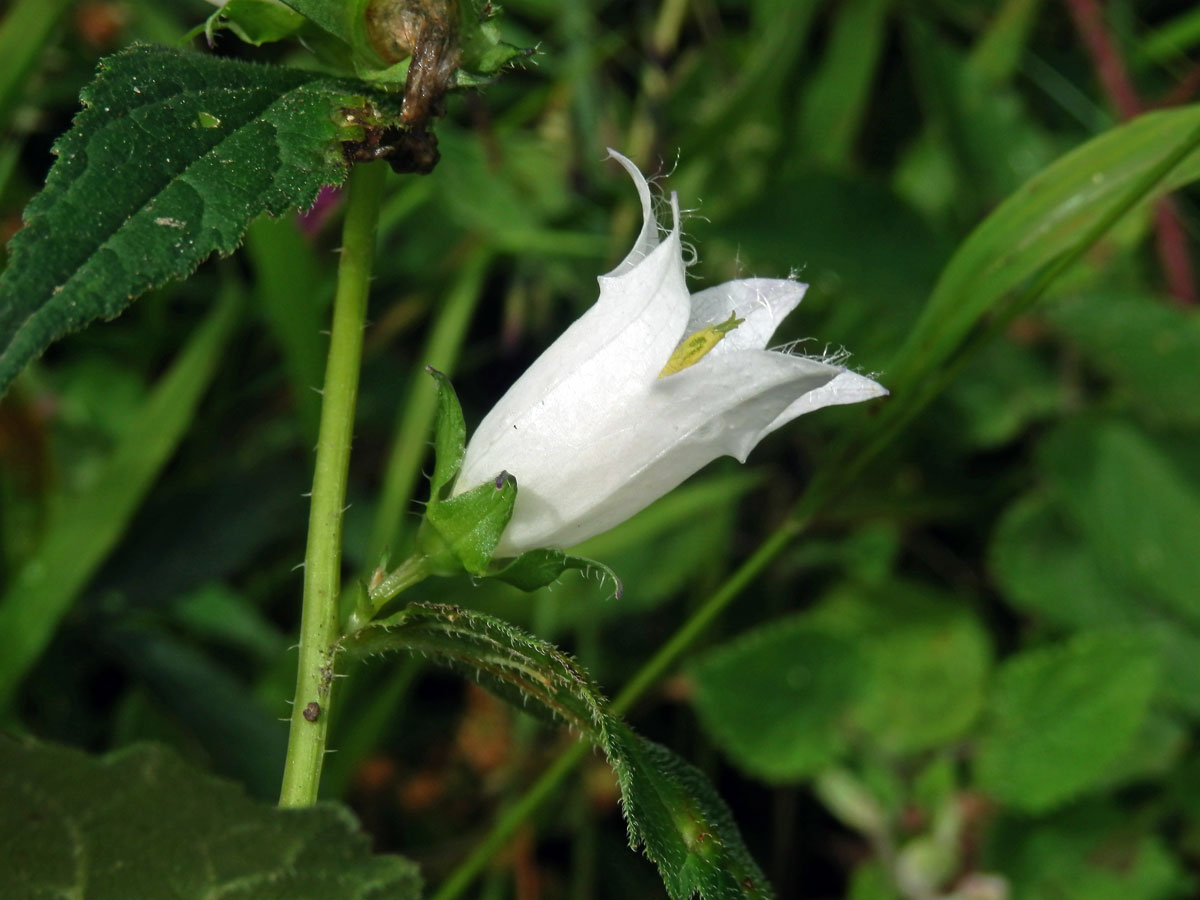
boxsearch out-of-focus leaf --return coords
[0,738,421,899]
[807,581,992,754]
[0,290,239,711]
[1040,419,1200,626]
[1045,291,1200,427]
[798,0,894,167]
[689,616,863,781]
[990,492,1136,627]
[246,214,330,441]
[0,44,371,394]
[942,337,1060,448]
[990,491,1200,718]
[104,625,287,798]
[0,0,72,132]
[987,802,1190,900]
[172,582,289,663]
[975,631,1158,812]
[902,15,1053,208]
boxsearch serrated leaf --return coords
[488,548,623,598]
[426,365,467,498]
[614,724,772,900]
[689,617,863,781]
[0,738,421,899]
[346,602,607,734]
[345,603,772,900]
[975,632,1159,813]
[0,43,371,395]
[421,471,516,574]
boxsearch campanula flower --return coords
[453,151,886,557]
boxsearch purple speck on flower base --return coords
[297,185,342,237]
[495,471,514,490]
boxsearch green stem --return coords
[278,161,386,808]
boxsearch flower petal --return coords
[487,350,843,556]
[758,368,889,440]
[685,278,808,354]
[604,149,661,277]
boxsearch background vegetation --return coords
[2,0,1199,898]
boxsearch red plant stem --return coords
[1064,0,1196,305]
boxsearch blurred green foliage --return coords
[2,0,1200,898]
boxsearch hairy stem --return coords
[279,161,386,808]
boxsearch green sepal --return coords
[426,366,467,500]
[419,471,516,575]
[488,549,624,599]
[457,0,533,81]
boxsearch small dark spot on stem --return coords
[303,702,321,722]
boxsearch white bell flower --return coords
[453,150,887,558]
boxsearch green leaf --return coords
[275,0,352,46]
[689,616,863,781]
[195,0,307,47]
[614,725,773,900]
[426,365,467,499]
[346,603,606,733]
[990,492,1139,628]
[0,738,421,899]
[990,491,1200,719]
[0,289,240,711]
[345,603,772,900]
[1040,419,1200,625]
[806,581,992,754]
[988,802,1191,900]
[974,631,1159,813]
[420,471,516,574]
[488,548,623,598]
[1045,291,1200,427]
[889,105,1200,389]
[0,44,371,395]
[797,0,893,167]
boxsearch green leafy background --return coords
[2,0,1200,898]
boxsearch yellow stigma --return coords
[659,311,745,377]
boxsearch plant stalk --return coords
[279,161,386,808]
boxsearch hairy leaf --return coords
[345,603,772,900]
[489,548,623,598]
[0,738,421,899]
[0,43,377,395]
